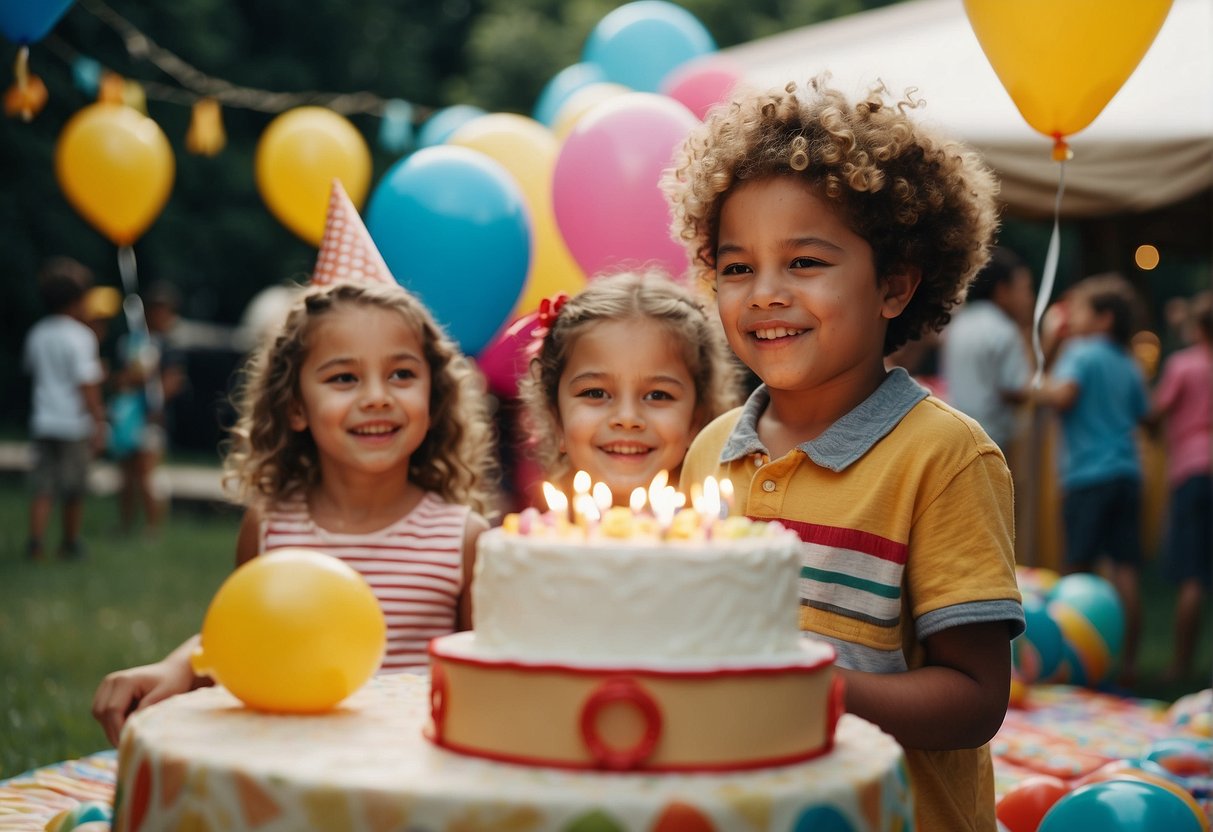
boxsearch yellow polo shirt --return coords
[682,369,1023,831]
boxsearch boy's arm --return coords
[80,381,107,453]
[91,634,208,746]
[837,621,1011,750]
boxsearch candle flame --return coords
[573,470,591,495]
[648,470,669,510]
[629,486,647,514]
[592,481,613,513]
[701,476,721,520]
[542,481,568,515]
[574,492,600,524]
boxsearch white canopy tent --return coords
[721,0,1213,219]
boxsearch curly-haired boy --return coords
[666,78,1024,831]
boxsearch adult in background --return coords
[23,257,107,560]
[941,246,1035,454]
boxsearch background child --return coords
[1148,296,1211,683]
[665,78,1023,831]
[92,280,496,746]
[23,257,107,561]
[1040,274,1149,687]
[521,269,739,505]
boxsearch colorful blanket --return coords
[2,685,1208,830]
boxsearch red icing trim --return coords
[826,674,845,753]
[579,677,662,771]
[428,642,834,678]
[426,731,835,773]
[429,662,448,743]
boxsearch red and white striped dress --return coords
[261,492,470,674]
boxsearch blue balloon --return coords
[533,63,607,126]
[0,0,73,43]
[1050,573,1125,658]
[416,105,487,149]
[583,1,716,93]
[1039,780,1205,831]
[367,146,531,355]
[1013,592,1065,682]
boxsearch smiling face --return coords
[714,176,918,411]
[554,317,701,503]
[289,304,431,482]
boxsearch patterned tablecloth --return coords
[2,685,1209,831]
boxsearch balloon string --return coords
[15,47,29,90]
[116,245,165,414]
[1030,160,1067,389]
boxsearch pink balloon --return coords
[661,56,743,120]
[552,92,699,281]
[476,311,541,398]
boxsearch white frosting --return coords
[472,527,804,661]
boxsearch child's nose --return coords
[748,266,791,308]
[359,378,391,408]
[610,401,645,429]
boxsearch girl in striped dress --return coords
[93,281,496,745]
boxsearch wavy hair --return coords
[223,281,498,516]
[662,77,1000,355]
[520,270,741,476]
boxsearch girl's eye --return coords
[391,368,417,381]
[326,372,357,384]
[576,388,608,399]
[718,262,752,276]
[644,390,675,401]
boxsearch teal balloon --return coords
[1013,592,1065,683]
[533,63,607,126]
[1050,573,1125,658]
[0,0,73,43]
[583,1,716,93]
[417,105,487,149]
[366,146,530,355]
[378,99,414,155]
[1039,780,1205,831]
[792,806,858,832]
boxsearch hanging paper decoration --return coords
[4,48,47,121]
[71,55,100,97]
[186,97,226,157]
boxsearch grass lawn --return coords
[1,479,1210,780]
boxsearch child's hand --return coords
[91,655,198,746]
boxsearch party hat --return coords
[311,179,395,286]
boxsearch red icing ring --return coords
[826,673,845,751]
[430,661,448,742]
[579,676,662,770]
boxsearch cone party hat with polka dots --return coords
[311,179,395,286]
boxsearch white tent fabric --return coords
[721,0,1213,218]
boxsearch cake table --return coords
[113,674,913,832]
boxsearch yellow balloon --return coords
[54,103,174,246]
[448,113,585,315]
[552,82,631,141]
[965,0,1172,141]
[254,107,371,246]
[192,548,386,713]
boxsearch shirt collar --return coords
[719,367,928,472]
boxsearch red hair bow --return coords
[537,292,570,330]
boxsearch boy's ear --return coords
[880,267,923,319]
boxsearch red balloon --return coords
[996,775,1071,832]
[476,311,541,399]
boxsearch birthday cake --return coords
[112,485,914,831]
[429,502,841,772]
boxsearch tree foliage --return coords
[0,0,893,425]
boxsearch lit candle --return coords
[651,484,677,530]
[574,492,601,531]
[592,481,613,515]
[542,481,568,518]
[647,470,669,513]
[629,486,647,515]
[701,476,721,524]
[719,478,735,517]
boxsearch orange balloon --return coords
[964,0,1172,142]
[254,107,371,246]
[996,775,1070,832]
[55,103,174,246]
